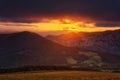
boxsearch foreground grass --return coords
[0,71,120,80]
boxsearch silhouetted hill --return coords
[46,30,120,65]
[47,29,120,55]
[0,31,77,68]
[0,31,120,68]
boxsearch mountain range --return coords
[0,31,120,68]
[47,29,120,55]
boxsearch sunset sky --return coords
[0,0,120,34]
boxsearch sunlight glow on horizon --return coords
[0,18,120,33]
[33,18,120,32]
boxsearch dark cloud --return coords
[0,0,120,23]
[0,17,36,23]
[0,23,36,27]
[95,22,120,27]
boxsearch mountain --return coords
[46,29,120,55]
[0,31,120,68]
[0,31,77,68]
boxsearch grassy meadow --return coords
[0,71,120,80]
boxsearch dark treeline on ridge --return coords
[0,65,120,74]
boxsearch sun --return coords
[63,19,72,24]
[62,27,80,32]
[67,28,76,31]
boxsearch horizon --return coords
[0,29,120,37]
[0,0,120,33]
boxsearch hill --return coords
[0,31,120,68]
[46,29,120,55]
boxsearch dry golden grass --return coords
[0,71,120,80]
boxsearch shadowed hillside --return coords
[0,31,120,68]
[47,29,120,55]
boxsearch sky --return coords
[0,0,120,34]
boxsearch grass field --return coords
[0,71,120,80]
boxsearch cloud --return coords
[0,23,36,27]
[0,17,36,23]
[95,22,120,27]
[0,0,120,23]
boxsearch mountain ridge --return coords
[0,31,120,68]
[46,29,120,55]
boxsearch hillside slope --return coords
[47,30,120,55]
[0,31,120,68]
